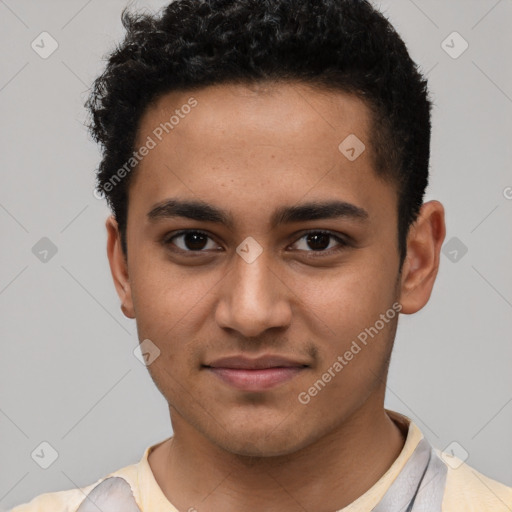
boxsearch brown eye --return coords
[305,232,331,251]
[291,231,349,254]
[164,230,220,252]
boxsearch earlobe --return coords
[398,201,446,315]
[105,215,136,319]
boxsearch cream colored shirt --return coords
[10,410,512,511]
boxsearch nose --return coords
[215,248,293,338]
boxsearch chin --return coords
[205,423,317,459]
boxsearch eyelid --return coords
[163,228,350,255]
[163,229,222,252]
[288,229,350,253]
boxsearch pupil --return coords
[307,233,329,251]
[185,232,207,250]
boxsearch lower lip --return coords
[206,367,304,391]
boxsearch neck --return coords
[149,401,406,512]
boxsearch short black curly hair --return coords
[86,0,431,267]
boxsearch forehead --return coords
[128,81,395,226]
[137,81,372,150]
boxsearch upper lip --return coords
[204,355,309,370]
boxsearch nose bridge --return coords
[235,249,274,303]
[215,246,291,336]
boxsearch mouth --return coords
[203,355,309,391]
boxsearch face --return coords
[106,82,438,457]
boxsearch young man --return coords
[12,0,512,511]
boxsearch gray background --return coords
[1,0,511,509]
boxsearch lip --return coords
[204,355,309,391]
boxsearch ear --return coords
[398,200,446,314]
[106,215,135,319]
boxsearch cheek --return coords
[129,258,222,353]
[297,277,398,410]
[297,260,396,334]
[131,250,198,312]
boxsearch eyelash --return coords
[162,229,350,257]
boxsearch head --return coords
[87,0,445,456]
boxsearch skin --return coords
[105,82,445,512]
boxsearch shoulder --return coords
[9,478,104,512]
[436,448,512,512]
[9,462,140,512]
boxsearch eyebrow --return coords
[147,198,369,229]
